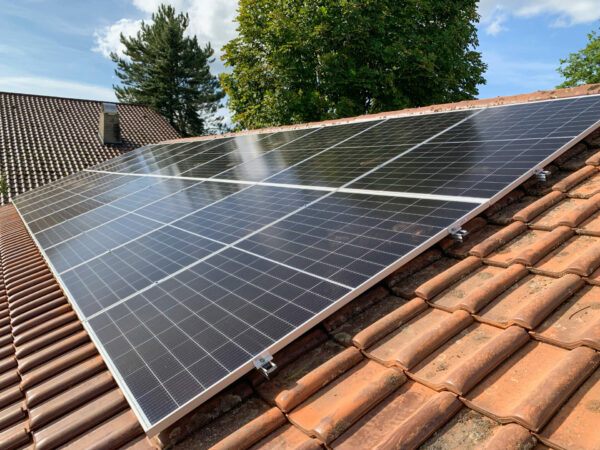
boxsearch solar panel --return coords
[13,94,600,434]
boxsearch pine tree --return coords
[111,4,225,136]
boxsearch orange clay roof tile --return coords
[533,234,600,276]
[332,381,461,449]
[425,264,528,314]
[552,165,598,193]
[474,273,584,330]
[421,408,536,449]
[483,226,574,267]
[2,86,600,449]
[537,367,600,450]
[286,360,405,443]
[463,342,599,432]
[531,285,600,351]
[365,309,473,370]
[408,324,529,395]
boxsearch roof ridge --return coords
[0,91,148,108]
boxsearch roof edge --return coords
[0,90,150,108]
[163,83,600,144]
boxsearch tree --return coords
[111,4,225,136]
[557,24,600,88]
[221,0,486,130]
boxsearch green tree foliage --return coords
[221,0,486,130]
[557,24,600,88]
[111,4,225,136]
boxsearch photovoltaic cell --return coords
[171,185,326,244]
[45,213,160,273]
[235,193,477,287]
[214,120,383,182]
[87,247,350,425]
[264,145,412,187]
[161,130,314,179]
[61,226,224,318]
[348,137,573,198]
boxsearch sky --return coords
[0,0,599,124]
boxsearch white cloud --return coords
[93,18,143,59]
[93,1,238,73]
[0,77,117,102]
[479,0,600,35]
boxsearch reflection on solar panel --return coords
[13,95,600,434]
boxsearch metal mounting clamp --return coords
[449,227,469,242]
[533,168,551,183]
[253,354,277,379]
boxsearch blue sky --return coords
[0,0,598,115]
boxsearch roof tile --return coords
[414,256,483,300]
[531,285,600,350]
[286,360,405,443]
[426,264,528,313]
[552,165,598,193]
[32,388,129,450]
[409,324,529,395]
[275,346,363,412]
[533,235,600,276]
[537,367,600,450]
[463,342,600,431]
[249,423,321,450]
[513,191,565,223]
[352,298,427,350]
[483,226,573,267]
[421,407,534,450]
[210,407,286,450]
[442,223,504,259]
[365,309,473,370]
[328,294,407,346]
[474,273,583,329]
[567,170,600,198]
[389,255,460,299]
[469,221,528,258]
[332,381,460,449]
[529,197,600,230]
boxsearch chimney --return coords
[99,103,121,144]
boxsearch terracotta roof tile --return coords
[332,382,461,449]
[389,254,460,299]
[537,367,600,450]
[0,91,179,204]
[552,166,598,193]
[474,273,584,329]
[365,308,473,370]
[287,360,405,443]
[531,285,600,350]
[425,264,528,313]
[249,423,321,450]
[409,324,529,395]
[462,342,599,431]
[421,407,535,450]
[482,226,573,267]
[533,234,600,276]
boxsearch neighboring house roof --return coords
[0,92,180,205]
[0,85,599,449]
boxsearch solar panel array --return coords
[13,95,600,434]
